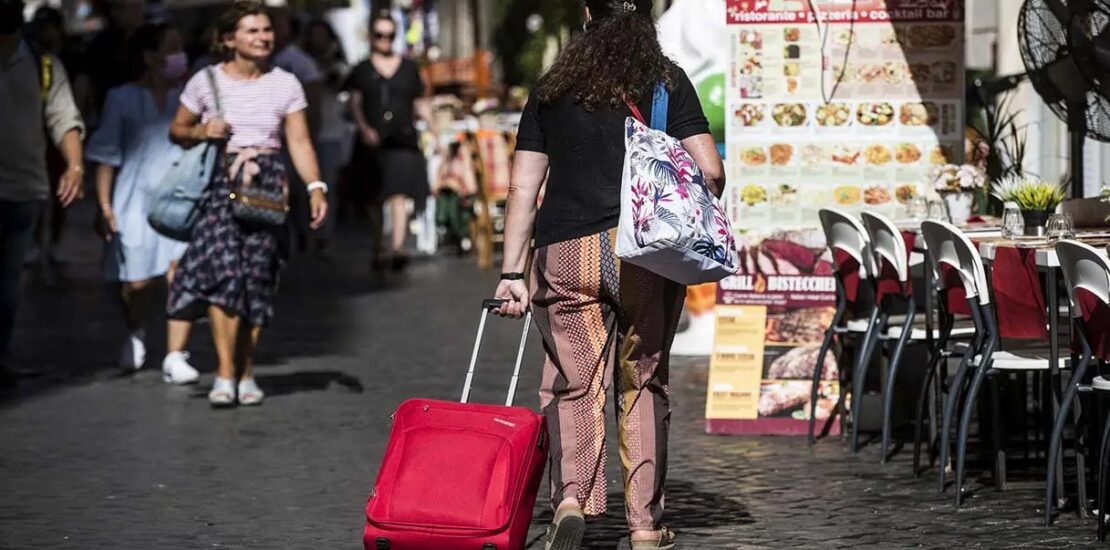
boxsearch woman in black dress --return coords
[346,11,432,271]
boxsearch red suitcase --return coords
[364,300,548,550]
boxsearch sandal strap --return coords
[659,526,676,543]
[630,526,677,549]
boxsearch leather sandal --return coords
[543,505,585,550]
[629,526,677,549]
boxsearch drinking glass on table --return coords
[907,196,928,220]
[1002,205,1024,239]
[1046,213,1075,240]
[927,199,949,222]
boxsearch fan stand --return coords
[1069,103,1088,198]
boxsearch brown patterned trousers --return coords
[530,230,686,531]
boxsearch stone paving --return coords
[0,212,1103,549]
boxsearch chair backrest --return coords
[1059,198,1110,229]
[818,208,876,278]
[920,220,990,304]
[861,210,908,284]
[1056,240,1110,316]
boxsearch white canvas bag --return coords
[616,84,739,285]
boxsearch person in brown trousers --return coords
[492,1,725,549]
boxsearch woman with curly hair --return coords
[492,1,724,548]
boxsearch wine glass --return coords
[1001,205,1024,239]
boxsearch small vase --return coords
[942,192,974,225]
[1021,209,1051,237]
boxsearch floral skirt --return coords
[167,152,288,327]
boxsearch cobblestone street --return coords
[0,217,1102,549]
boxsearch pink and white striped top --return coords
[180,64,307,150]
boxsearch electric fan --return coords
[1018,0,1110,196]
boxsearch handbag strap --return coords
[624,82,668,131]
[203,66,228,171]
[650,82,668,131]
[204,66,223,118]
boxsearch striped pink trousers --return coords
[530,230,686,531]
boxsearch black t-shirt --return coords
[345,57,424,149]
[516,68,710,248]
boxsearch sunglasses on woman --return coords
[373,32,395,40]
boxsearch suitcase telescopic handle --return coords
[462,299,532,406]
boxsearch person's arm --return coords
[56,129,84,206]
[493,150,549,318]
[415,65,439,150]
[43,59,86,207]
[169,106,228,147]
[415,96,438,151]
[85,89,124,236]
[94,164,118,239]
[349,90,380,147]
[682,134,726,198]
[285,109,328,229]
[665,69,721,196]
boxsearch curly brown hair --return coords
[533,0,676,111]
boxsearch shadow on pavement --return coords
[183,370,365,400]
[253,370,365,395]
[527,479,753,549]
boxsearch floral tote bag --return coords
[616,83,739,285]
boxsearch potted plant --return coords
[991,175,1067,236]
[930,163,986,224]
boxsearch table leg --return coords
[924,249,937,462]
[925,249,934,349]
[1068,298,1090,518]
[1048,267,1065,507]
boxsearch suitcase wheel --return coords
[482,544,496,550]
[375,538,390,550]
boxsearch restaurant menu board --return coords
[706,0,964,435]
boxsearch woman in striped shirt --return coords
[167,0,328,407]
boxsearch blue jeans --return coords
[0,200,37,363]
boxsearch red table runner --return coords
[990,247,1049,340]
[898,229,1048,339]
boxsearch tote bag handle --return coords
[624,82,668,131]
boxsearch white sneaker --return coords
[237,378,265,406]
[162,351,199,385]
[119,331,146,371]
[208,377,236,407]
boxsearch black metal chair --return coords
[861,211,938,463]
[923,220,1055,506]
[1046,240,1110,529]
[808,208,879,449]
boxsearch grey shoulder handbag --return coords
[148,67,223,242]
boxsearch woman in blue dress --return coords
[86,23,197,383]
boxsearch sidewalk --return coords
[0,208,1097,548]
